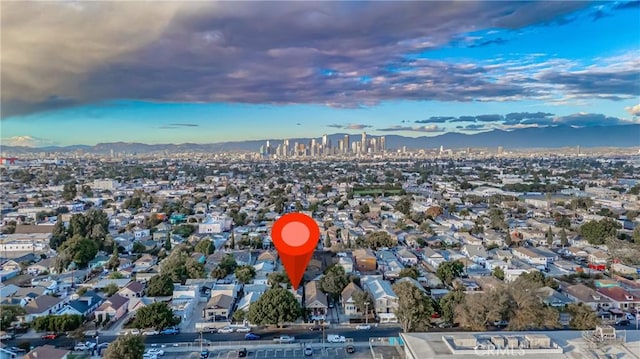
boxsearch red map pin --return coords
[271,212,320,291]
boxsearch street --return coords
[3,326,402,350]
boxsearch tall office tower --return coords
[466,147,471,155]
[338,139,344,153]
[371,138,378,153]
[326,139,332,156]
[361,132,367,154]
[322,134,328,154]
[497,146,504,155]
[311,138,317,157]
[344,134,350,154]
[294,142,299,156]
[576,145,581,156]
[259,145,265,155]
[380,136,386,153]
[276,144,282,157]
[283,139,289,158]
[352,141,358,154]
[439,145,444,155]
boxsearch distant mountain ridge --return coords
[1,125,639,154]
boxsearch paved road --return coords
[4,326,401,350]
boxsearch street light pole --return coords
[365,302,369,325]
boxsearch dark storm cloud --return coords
[538,68,640,99]
[465,124,488,130]
[415,117,455,124]
[2,1,613,118]
[475,114,504,122]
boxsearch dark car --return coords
[244,333,260,340]
[200,349,210,359]
[238,348,248,358]
[308,326,321,331]
[346,345,356,354]
[616,319,630,326]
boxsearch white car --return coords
[146,348,165,356]
[74,343,88,351]
[327,335,346,343]
[355,324,371,330]
[235,327,250,333]
[130,329,141,335]
[142,330,159,336]
[143,355,158,359]
[218,326,234,333]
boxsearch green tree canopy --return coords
[267,271,290,288]
[235,265,256,284]
[580,218,621,245]
[59,235,98,268]
[32,314,82,332]
[160,247,205,284]
[104,283,120,297]
[0,305,25,330]
[439,289,466,324]
[103,334,145,359]
[194,239,215,255]
[364,231,396,250]
[492,267,505,280]
[398,267,420,280]
[319,265,349,300]
[392,281,434,332]
[132,302,180,330]
[567,303,601,330]
[436,260,464,285]
[247,287,300,327]
[147,274,175,297]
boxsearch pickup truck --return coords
[273,335,295,343]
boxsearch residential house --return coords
[57,291,103,318]
[305,281,328,318]
[24,345,69,359]
[118,281,145,299]
[422,248,445,269]
[88,255,110,270]
[512,247,555,267]
[94,294,129,322]
[588,250,609,265]
[461,244,489,265]
[563,283,612,312]
[27,258,56,276]
[133,254,156,272]
[396,249,418,266]
[535,286,573,307]
[353,248,377,272]
[337,256,354,274]
[597,286,640,311]
[23,295,65,322]
[362,276,398,323]
[203,294,234,320]
[341,282,364,318]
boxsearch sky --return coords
[1,0,639,147]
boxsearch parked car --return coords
[308,326,321,331]
[346,345,356,354]
[355,324,371,330]
[142,329,159,336]
[218,327,234,334]
[327,335,345,343]
[200,349,210,359]
[143,354,158,359]
[146,348,165,356]
[130,329,141,335]
[0,332,15,340]
[238,348,248,358]
[41,333,58,340]
[616,319,631,326]
[98,342,110,349]
[304,345,313,356]
[244,333,260,340]
[160,327,180,335]
[235,327,250,333]
[493,320,509,327]
[273,335,295,343]
[74,343,88,351]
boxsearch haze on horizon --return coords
[1,1,639,147]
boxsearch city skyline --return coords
[1,1,639,147]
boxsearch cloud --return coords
[625,104,640,116]
[326,123,372,130]
[1,1,595,117]
[415,117,454,124]
[1,135,56,147]
[464,124,489,131]
[159,123,200,129]
[551,113,636,127]
[377,125,444,133]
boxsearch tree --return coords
[492,267,505,280]
[164,236,172,251]
[211,267,228,280]
[633,226,640,245]
[160,247,205,283]
[398,267,420,280]
[546,226,554,246]
[132,302,180,330]
[229,232,236,249]
[267,271,290,288]
[455,289,509,330]
[580,218,621,245]
[392,281,434,332]
[235,265,256,284]
[49,217,67,250]
[32,314,82,332]
[103,334,145,359]
[106,246,120,271]
[104,283,120,297]
[319,265,349,300]
[439,289,465,324]
[359,204,370,214]
[194,239,215,255]
[517,271,558,290]
[436,260,464,285]
[0,305,25,330]
[324,235,332,248]
[567,303,600,330]
[232,309,246,323]
[247,287,300,327]
[59,235,98,268]
[560,229,569,247]
[506,279,560,331]
[364,231,396,250]
[352,290,373,317]
[489,208,507,230]
[132,242,146,254]
[395,196,412,215]
[147,274,174,297]
[62,181,77,201]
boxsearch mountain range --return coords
[1,125,639,155]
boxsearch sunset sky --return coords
[1,1,639,147]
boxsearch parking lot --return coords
[162,346,372,359]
